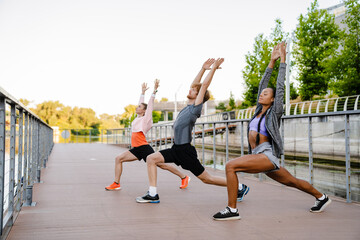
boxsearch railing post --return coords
[25,116,36,206]
[155,127,158,151]
[281,118,285,167]
[165,125,168,148]
[0,97,6,235]
[344,97,349,111]
[294,103,299,115]
[151,127,153,147]
[316,100,321,113]
[16,109,24,211]
[159,126,162,150]
[171,125,173,145]
[36,121,41,183]
[26,117,37,206]
[7,103,16,226]
[334,98,339,112]
[308,101,313,114]
[325,99,330,112]
[308,117,313,185]
[345,114,351,203]
[27,117,32,187]
[240,121,244,157]
[354,95,359,110]
[128,128,131,148]
[225,122,229,163]
[213,123,216,170]
[202,124,205,165]
[22,113,28,202]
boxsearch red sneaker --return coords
[105,182,121,191]
[180,176,190,189]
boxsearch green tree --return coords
[19,98,31,107]
[242,19,288,107]
[289,82,299,100]
[215,102,226,112]
[293,0,341,100]
[152,111,162,123]
[227,92,236,111]
[328,0,360,96]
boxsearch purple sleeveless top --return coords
[249,116,269,137]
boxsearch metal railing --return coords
[0,86,54,238]
[196,94,360,122]
[103,110,360,203]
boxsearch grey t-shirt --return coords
[173,103,203,144]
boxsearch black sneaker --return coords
[237,184,250,202]
[136,191,160,203]
[213,207,241,221]
[310,194,331,212]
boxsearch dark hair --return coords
[270,88,276,98]
[141,103,147,110]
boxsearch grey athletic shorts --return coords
[252,142,280,171]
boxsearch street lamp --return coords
[174,84,182,119]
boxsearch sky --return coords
[0,0,343,116]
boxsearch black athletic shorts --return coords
[160,143,205,176]
[129,144,154,162]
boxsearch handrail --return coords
[196,95,360,122]
[0,86,54,238]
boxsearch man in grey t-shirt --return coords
[136,58,246,205]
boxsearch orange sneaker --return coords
[105,182,121,191]
[180,176,190,189]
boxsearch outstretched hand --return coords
[202,58,215,70]
[212,58,224,70]
[154,79,160,92]
[270,43,281,62]
[279,41,287,63]
[142,83,149,94]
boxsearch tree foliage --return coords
[20,99,122,133]
[242,19,289,107]
[293,0,341,100]
[328,0,360,96]
[152,111,162,123]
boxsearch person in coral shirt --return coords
[105,80,190,191]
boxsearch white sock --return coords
[318,194,326,200]
[149,186,157,197]
[228,206,238,213]
[238,183,243,190]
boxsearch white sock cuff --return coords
[149,186,157,196]
[318,194,326,200]
[228,206,238,213]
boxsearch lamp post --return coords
[174,84,182,119]
[285,32,294,115]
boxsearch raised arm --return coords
[273,42,287,116]
[256,44,281,106]
[139,82,149,105]
[195,58,224,106]
[143,79,159,123]
[191,58,215,87]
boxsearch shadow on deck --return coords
[7,144,360,240]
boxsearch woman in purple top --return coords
[213,42,331,221]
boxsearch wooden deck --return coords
[7,144,360,240]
